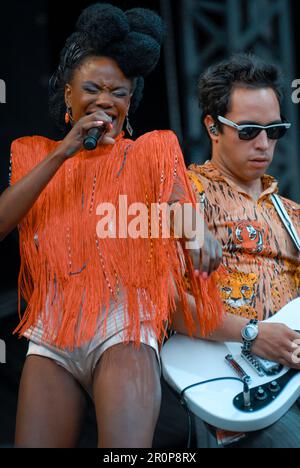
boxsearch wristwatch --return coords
[241,319,259,354]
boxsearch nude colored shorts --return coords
[26,325,160,400]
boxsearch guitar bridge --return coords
[241,351,282,377]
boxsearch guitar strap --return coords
[270,194,300,252]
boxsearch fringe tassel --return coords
[11,132,225,349]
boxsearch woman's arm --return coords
[0,110,114,241]
[172,203,223,276]
[0,146,66,241]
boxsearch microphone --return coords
[83,124,106,151]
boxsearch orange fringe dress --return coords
[10,130,224,350]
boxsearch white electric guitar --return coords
[161,297,300,433]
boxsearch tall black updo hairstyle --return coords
[49,3,165,134]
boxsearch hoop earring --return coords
[126,114,133,136]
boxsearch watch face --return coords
[243,324,258,341]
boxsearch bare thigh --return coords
[93,342,161,448]
[15,355,86,448]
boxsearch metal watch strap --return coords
[242,319,258,354]
[242,340,252,354]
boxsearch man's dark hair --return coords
[49,3,165,135]
[198,53,284,133]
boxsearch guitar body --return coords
[161,297,300,432]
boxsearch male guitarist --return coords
[174,53,300,448]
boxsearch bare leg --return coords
[15,355,86,448]
[93,343,161,448]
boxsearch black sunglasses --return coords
[218,116,291,141]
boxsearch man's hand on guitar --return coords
[252,322,300,369]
